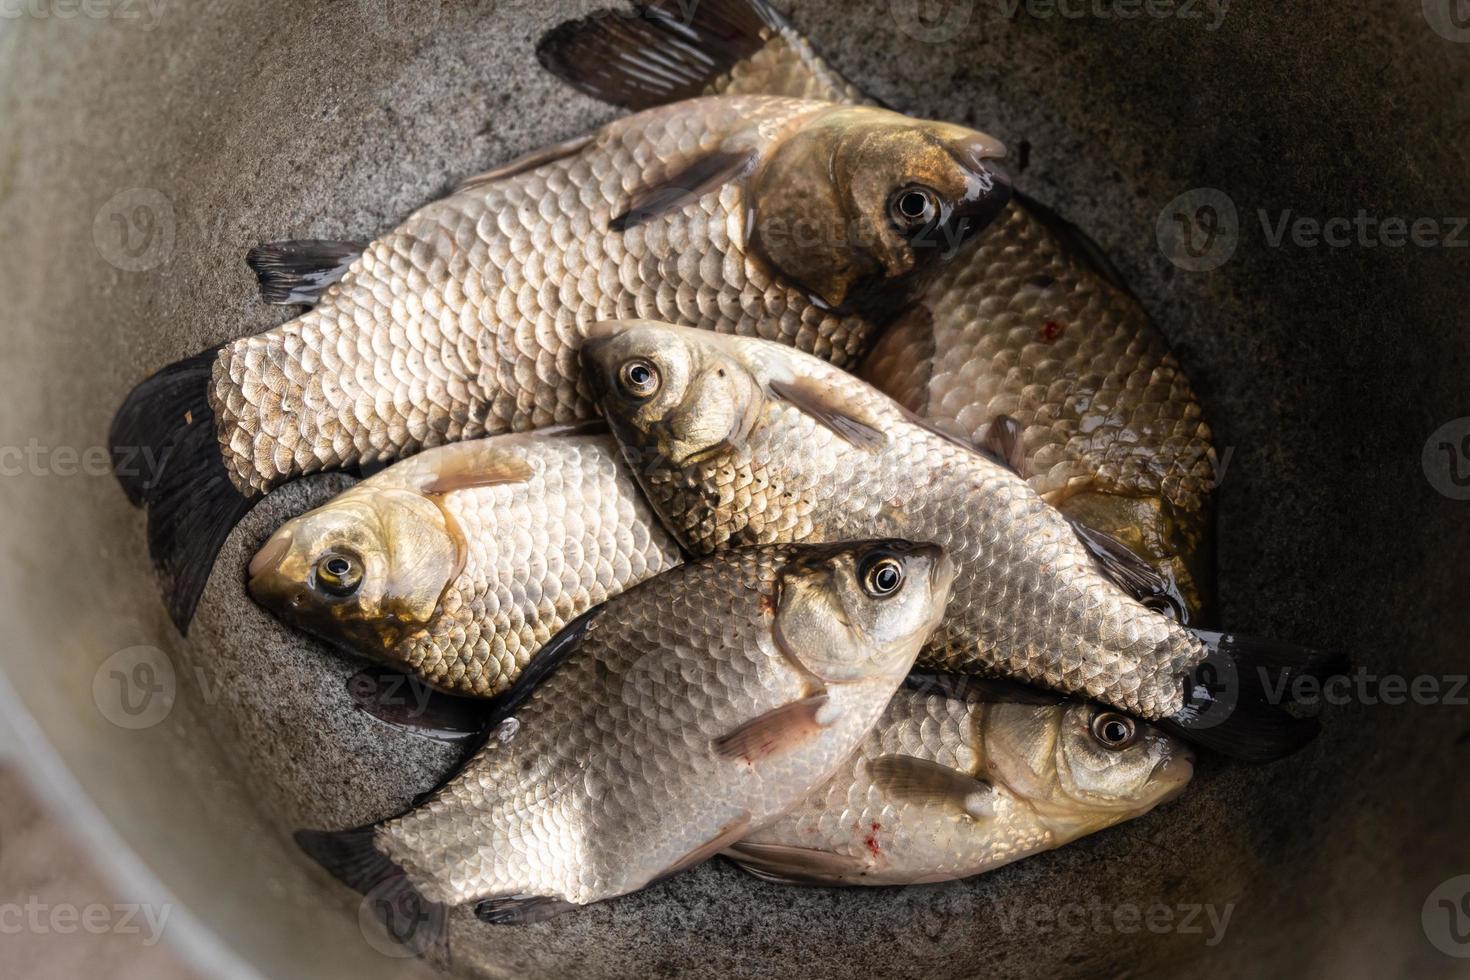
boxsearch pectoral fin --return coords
[474,896,578,925]
[610,148,759,232]
[658,812,754,881]
[1069,519,1184,617]
[982,415,1026,476]
[417,453,534,496]
[712,694,831,763]
[724,841,873,885]
[767,378,886,450]
[457,133,594,192]
[867,754,994,820]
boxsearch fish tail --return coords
[296,826,448,957]
[109,346,255,632]
[1162,630,1350,764]
[536,0,783,110]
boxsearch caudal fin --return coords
[109,347,255,632]
[1162,630,1349,764]
[536,0,784,110]
[296,826,448,956]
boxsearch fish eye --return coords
[617,358,661,400]
[314,551,363,597]
[860,554,905,598]
[1091,711,1139,750]
[888,185,940,235]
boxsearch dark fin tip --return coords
[536,0,780,110]
[348,668,496,744]
[246,239,364,306]
[474,896,577,925]
[108,347,220,507]
[142,396,255,633]
[297,826,448,957]
[1165,631,1348,763]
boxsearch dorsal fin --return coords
[536,0,788,110]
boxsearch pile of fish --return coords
[108,0,1340,941]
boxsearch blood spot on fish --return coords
[1040,321,1065,344]
[864,822,882,858]
[758,592,777,615]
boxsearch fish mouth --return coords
[1150,747,1197,803]
[949,164,1013,245]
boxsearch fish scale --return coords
[859,202,1215,514]
[589,326,1204,721]
[374,543,948,908]
[211,96,869,497]
[729,684,1190,885]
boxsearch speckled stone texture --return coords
[0,2,1467,979]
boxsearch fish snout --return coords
[1151,745,1197,802]
[248,530,292,580]
[952,161,1013,242]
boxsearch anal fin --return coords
[723,841,873,886]
[474,896,578,925]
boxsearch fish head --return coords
[749,105,1011,312]
[583,319,765,469]
[983,698,1194,840]
[246,486,459,659]
[772,540,954,684]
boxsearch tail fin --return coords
[536,0,784,110]
[296,826,448,957]
[246,239,364,306]
[1163,630,1349,764]
[109,347,255,632]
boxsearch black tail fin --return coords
[110,346,255,632]
[1162,630,1350,764]
[246,239,364,306]
[296,826,448,956]
[536,0,783,110]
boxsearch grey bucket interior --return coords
[1,1,1468,977]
